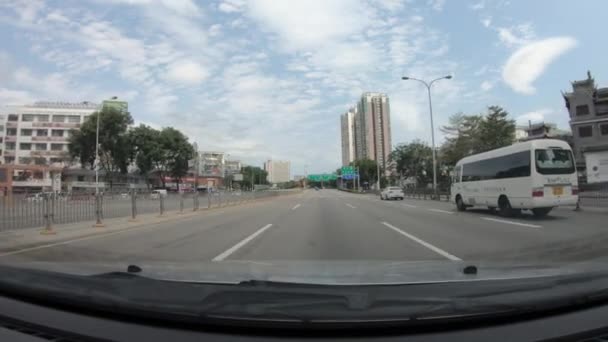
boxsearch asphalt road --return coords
[3,189,608,264]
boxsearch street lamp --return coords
[94,109,101,195]
[401,75,452,199]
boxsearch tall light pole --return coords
[401,75,452,199]
[94,110,101,195]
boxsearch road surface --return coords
[2,189,608,264]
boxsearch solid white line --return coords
[346,203,356,209]
[381,222,461,261]
[291,204,301,210]
[402,204,417,208]
[482,217,542,228]
[212,224,273,261]
[428,208,454,214]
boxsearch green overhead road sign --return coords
[307,174,337,181]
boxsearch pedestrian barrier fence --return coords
[0,189,300,232]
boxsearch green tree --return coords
[128,125,161,188]
[68,107,134,187]
[439,113,483,167]
[350,159,379,188]
[389,140,433,186]
[477,105,515,152]
[241,166,268,190]
[158,127,194,189]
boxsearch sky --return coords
[0,0,606,175]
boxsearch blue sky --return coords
[0,0,606,175]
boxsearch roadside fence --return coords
[0,189,299,232]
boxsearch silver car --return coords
[380,187,404,200]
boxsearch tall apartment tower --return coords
[340,108,356,167]
[354,93,392,171]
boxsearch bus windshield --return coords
[535,149,575,175]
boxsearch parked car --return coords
[380,187,404,200]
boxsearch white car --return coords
[381,187,404,200]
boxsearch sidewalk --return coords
[0,191,302,255]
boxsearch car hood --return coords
[3,259,604,285]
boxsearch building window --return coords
[6,128,17,136]
[19,143,32,150]
[601,123,608,136]
[50,158,62,164]
[51,130,64,137]
[52,115,66,123]
[4,157,15,164]
[578,125,593,138]
[35,143,47,151]
[34,158,47,166]
[21,129,32,136]
[22,114,34,122]
[0,125,3,131]
[36,115,49,122]
[576,105,590,116]
[8,114,18,121]
[77,175,85,181]
[36,129,48,136]
[5,142,16,150]
[67,116,80,123]
[18,157,32,165]
[51,144,64,151]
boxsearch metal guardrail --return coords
[402,188,451,202]
[0,189,301,232]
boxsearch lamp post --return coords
[401,75,452,199]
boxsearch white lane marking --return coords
[428,208,454,215]
[291,204,301,210]
[402,204,417,208]
[381,222,461,261]
[212,224,273,261]
[346,203,356,209]
[481,217,542,228]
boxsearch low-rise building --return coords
[264,159,291,184]
[563,71,608,183]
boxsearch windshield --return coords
[0,0,607,328]
[535,149,576,175]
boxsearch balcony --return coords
[4,136,17,142]
[32,122,80,129]
[6,122,19,128]
[31,136,68,142]
[3,151,15,157]
[30,150,68,157]
[12,179,52,187]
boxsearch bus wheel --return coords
[498,196,516,217]
[532,207,552,218]
[456,195,466,211]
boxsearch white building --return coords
[1,101,98,167]
[265,160,291,184]
[340,108,356,167]
[198,151,225,177]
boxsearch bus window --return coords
[535,149,575,175]
[453,166,461,183]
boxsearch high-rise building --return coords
[340,108,356,166]
[351,93,392,171]
[264,160,291,184]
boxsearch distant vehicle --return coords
[451,139,578,217]
[380,187,404,200]
[150,189,167,199]
[25,193,45,202]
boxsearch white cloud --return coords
[497,24,534,47]
[480,81,494,91]
[208,23,222,37]
[428,0,445,11]
[246,0,369,50]
[516,109,552,125]
[470,1,485,10]
[481,17,491,28]
[164,60,210,84]
[502,37,577,94]
[0,88,33,104]
[218,0,245,13]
